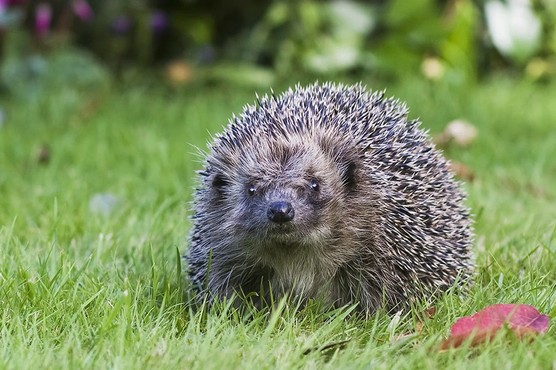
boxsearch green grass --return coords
[1,77,555,369]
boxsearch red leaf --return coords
[441,304,550,349]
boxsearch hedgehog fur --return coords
[186,82,473,314]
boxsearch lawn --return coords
[0,77,555,369]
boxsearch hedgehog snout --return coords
[267,201,295,223]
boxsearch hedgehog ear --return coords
[341,161,357,190]
[211,172,229,189]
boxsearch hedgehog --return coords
[186,82,473,314]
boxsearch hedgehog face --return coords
[206,139,356,260]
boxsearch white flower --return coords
[485,0,542,63]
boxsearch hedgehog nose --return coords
[267,201,295,223]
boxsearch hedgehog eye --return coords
[310,179,320,192]
[247,184,257,196]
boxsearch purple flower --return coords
[1,0,25,11]
[111,15,131,35]
[35,3,51,37]
[72,0,93,21]
[2,0,26,7]
[150,10,168,33]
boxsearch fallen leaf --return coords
[435,119,478,148]
[421,57,445,80]
[448,161,475,182]
[424,306,437,319]
[441,304,550,349]
[415,321,423,333]
[37,144,51,165]
[166,60,194,85]
[416,306,437,333]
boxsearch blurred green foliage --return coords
[1,0,556,95]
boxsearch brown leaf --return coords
[416,307,437,333]
[166,60,194,85]
[448,161,475,182]
[435,119,478,148]
[424,306,437,319]
[37,144,51,165]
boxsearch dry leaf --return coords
[421,57,445,80]
[424,307,437,319]
[435,119,478,148]
[166,60,193,85]
[449,161,475,182]
[37,144,51,165]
